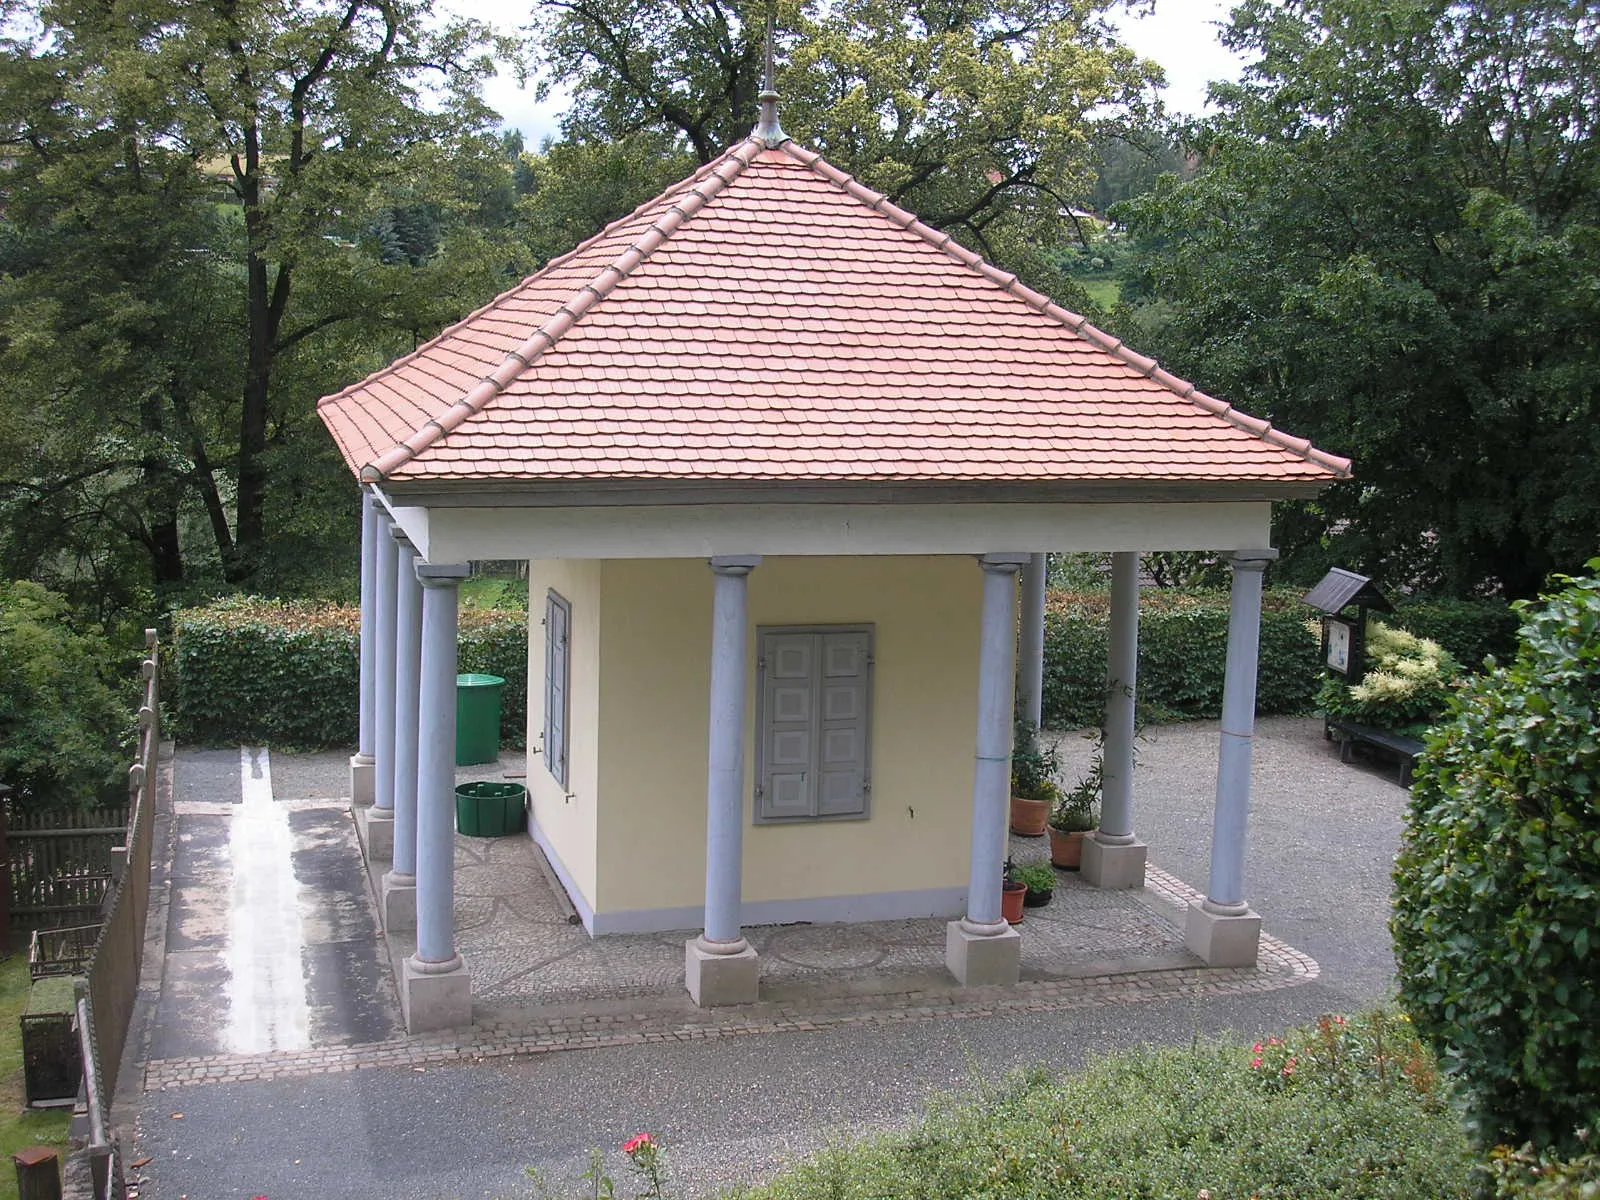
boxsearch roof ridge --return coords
[359,141,763,481]
[778,142,1352,479]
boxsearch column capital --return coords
[416,562,470,587]
[709,554,762,576]
[389,524,415,550]
[977,552,1030,573]
[1228,549,1279,572]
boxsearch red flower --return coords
[623,1133,655,1156]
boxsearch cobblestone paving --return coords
[141,854,1316,1091]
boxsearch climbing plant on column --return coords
[1393,562,1600,1155]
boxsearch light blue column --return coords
[964,553,1027,931]
[390,530,422,880]
[357,491,378,763]
[701,555,760,948]
[1203,550,1277,911]
[1017,553,1047,727]
[413,562,470,966]
[373,508,398,814]
[1099,551,1140,842]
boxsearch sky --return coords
[453,0,1251,147]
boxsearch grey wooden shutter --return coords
[816,631,869,816]
[757,626,872,821]
[544,590,570,788]
[761,634,815,819]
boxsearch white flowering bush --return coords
[1318,622,1460,737]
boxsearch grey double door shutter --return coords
[758,627,872,821]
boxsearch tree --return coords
[528,0,1162,298]
[0,1,527,599]
[1115,0,1600,599]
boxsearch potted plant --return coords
[1049,749,1100,870]
[1009,719,1061,837]
[1012,861,1057,908]
[1001,858,1028,924]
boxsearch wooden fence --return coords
[76,628,161,1199]
[4,805,129,941]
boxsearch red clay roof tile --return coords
[316,136,1350,487]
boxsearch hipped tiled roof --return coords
[318,137,1350,489]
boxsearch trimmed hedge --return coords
[1389,597,1519,670]
[1042,589,1323,728]
[173,597,527,749]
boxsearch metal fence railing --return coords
[76,628,161,1199]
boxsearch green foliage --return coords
[1390,598,1521,672]
[1490,1139,1600,1200]
[173,598,527,750]
[0,956,73,1188]
[1009,719,1060,803]
[1393,564,1600,1155]
[1008,862,1056,894]
[736,1009,1472,1200]
[1050,739,1100,833]
[1116,0,1600,599]
[1041,589,1324,728]
[0,581,129,812]
[1319,622,1461,738]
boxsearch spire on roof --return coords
[753,10,788,147]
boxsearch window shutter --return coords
[544,591,570,789]
[760,634,815,819]
[756,626,873,822]
[816,631,869,816]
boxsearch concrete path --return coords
[122,717,1410,1200]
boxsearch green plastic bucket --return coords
[454,781,527,837]
[455,673,506,766]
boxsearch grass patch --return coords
[734,1011,1473,1200]
[1076,276,1122,310]
[461,577,529,611]
[0,955,73,1200]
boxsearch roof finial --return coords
[753,7,788,147]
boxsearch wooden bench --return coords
[1325,719,1425,786]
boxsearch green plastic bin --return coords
[455,673,506,766]
[454,781,527,837]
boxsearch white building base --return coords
[1082,837,1148,890]
[944,920,1021,986]
[1184,900,1262,967]
[350,753,375,807]
[401,956,472,1033]
[356,805,394,863]
[382,872,417,933]
[685,939,760,1007]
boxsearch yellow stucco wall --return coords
[526,559,602,907]
[592,555,983,917]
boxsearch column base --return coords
[357,805,394,863]
[685,938,760,1007]
[945,919,1022,986]
[1081,836,1148,890]
[400,955,472,1033]
[350,753,375,807]
[381,871,416,932]
[1184,899,1262,967]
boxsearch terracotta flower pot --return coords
[1001,881,1027,924]
[1009,795,1051,837]
[1048,826,1090,869]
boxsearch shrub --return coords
[1041,588,1323,728]
[1319,622,1462,737]
[173,597,527,749]
[1390,597,1520,672]
[1393,563,1600,1156]
[1489,1140,1600,1199]
[0,580,130,812]
[737,1009,1471,1200]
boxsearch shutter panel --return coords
[545,591,570,788]
[761,634,814,819]
[816,631,869,816]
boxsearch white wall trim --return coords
[590,886,969,936]
[425,501,1271,561]
[530,824,597,936]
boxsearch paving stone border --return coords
[141,863,1317,1092]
